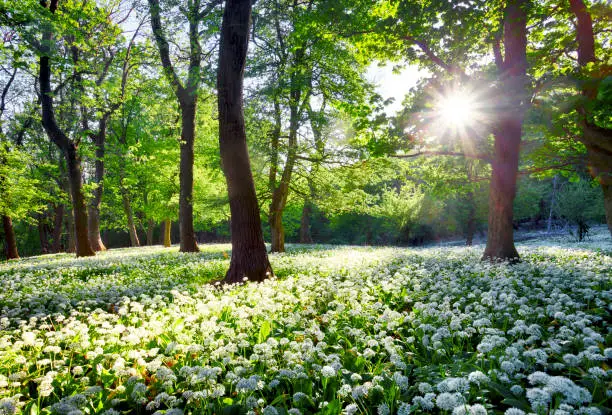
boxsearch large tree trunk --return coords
[569,0,612,238]
[51,203,64,253]
[39,0,94,257]
[88,118,107,251]
[65,146,95,256]
[218,0,272,283]
[163,219,171,247]
[482,0,527,261]
[483,116,522,260]
[2,215,19,260]
[178,98,199,252]
[300,199,313,244]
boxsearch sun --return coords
[436,93,477,129]
[425,85,490,142]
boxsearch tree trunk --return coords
[569,0,612,238]
[38,214,50,254]
[482,0,527,262]
[87,205,105,251]
[218,0,272,283]
[88,118,107,251]
[120,186,140,247]
[270,208,285,252]
[483,123,522,260]
[268,47,304,253]
[51,203,64,253]
[603,182,612,236]
[2,215,19,260]
[147,219,155,246]
[163,219,171,247]
[66,211,76,254]
[65,146,95,256]
[39,1,94,257]
[584,140,612,237]
[178,98,199,252]
[300,199,314,244]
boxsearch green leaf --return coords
[258,320,272,344]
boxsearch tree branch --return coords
[392,150,492,163]
[148,0,185,97]
[401,35,467,78]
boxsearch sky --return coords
[366,63,429,115]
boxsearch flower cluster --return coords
[0,232,610,414]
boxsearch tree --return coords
[568,0,612,237]
[249,0,373,252]
[329,0,532,260]
[38,0,95,256]
[147,0,222,253]
[480,0,529,260]
[0,42,19,259]
[218,0,272,283]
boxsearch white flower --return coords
[344,404,359,415]
[397,402,411,415]
[321,365,336,377]
[262,406,278,415]
[377,403,390,415]
[526,388,551,411]
[436,392,462,411]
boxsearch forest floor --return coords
[0,231,610,415]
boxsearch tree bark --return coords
[482,0,528,261]
[65,145,95,256]
[163,219,171,247]
[569,0,612,238]
[218,0,272,283]
[2,215,19,260]
[39,0,94,257]
[51,203,64,253]
[178,97,199,252]
[120,186,140,247]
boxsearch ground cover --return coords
[0,236,610,415]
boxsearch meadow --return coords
[0,234,610,415]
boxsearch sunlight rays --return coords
[402,83,494,159]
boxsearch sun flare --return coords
[437,94,477,129]
[423,85,490,143]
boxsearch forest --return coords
[0,0,611,414]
